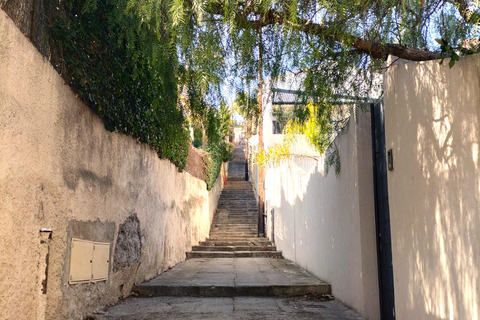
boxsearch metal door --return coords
[371,102,396,320]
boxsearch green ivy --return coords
[51,0,190,169]
[205,142,222,190]
[220,141,234,163]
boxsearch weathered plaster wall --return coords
[263,111,380,320]
[0,10,223,320]
[384,55,480,319]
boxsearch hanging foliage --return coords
[51,0,190,169]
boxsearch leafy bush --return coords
[201,106,234,190]
[221,141,234,162]
[193,127,203,148]
[205,143,222,190]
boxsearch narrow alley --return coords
[95,148,366,320]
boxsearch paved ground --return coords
[94,296,366,319]
[133,258,330,297]
[227,147,248,180]
[92,147,366,319]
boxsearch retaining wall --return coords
[0,10,223,320]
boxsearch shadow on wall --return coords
[265,114,379,320]
[386,56,480,319]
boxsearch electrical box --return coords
[92,242,110,281]
[69,238,110,284]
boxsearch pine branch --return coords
[451,0,480,25]
[207,0,444,61]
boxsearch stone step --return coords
[205,238,271,243]
[213,217,257,222]
[208,233,258,237]
[210,223,256,227]
[134,283,331,298]
[215,214,257,218]
[209,231,257,236]
[216,205,257,208]
[217,206,257,210]
[207,236,258,240]
[212,216,256,221]
[218,201,255,204]
[191,245,277,252]
[213,212,257,216]
[199,240,272,246]
[186,251,283,259]
[207,236,259,240]
[133,258,331,298]
[215,211,257,215]
[220,190,255,194]
[209,229,257,233]
[212,220,257,225]
[210,229,257,234]
[213,215,257,219]
[210,227,257,232]
[219,192,255,195]
[216,211,257,215]
[219,191,252,194]
[218,195,256,200]
[212,216,256,220]
[209,232,257,236]
[204,236,268,241]
[207,232,258,236]
[211,223,256,228]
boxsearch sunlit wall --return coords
[384,55,480,320]
[263,111,380,320]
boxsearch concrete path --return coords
[95,296,366,319]
[133,258,330,297]
[93,147,366,319]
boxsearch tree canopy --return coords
[163,0,480,101]
[42,0,480,173]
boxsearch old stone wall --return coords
[0,10,223,320]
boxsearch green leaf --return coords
[449,58,456,68]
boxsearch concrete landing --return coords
[95,296,366,320]
[133,258,331,297]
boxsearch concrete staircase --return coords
[132,147,331,299]
[186,179,282,259]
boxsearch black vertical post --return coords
[245,159,248,181]
[371,102,396,320]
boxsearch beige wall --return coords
[384,55,480,319]
[263,111,380,320]
[0,10,223,320]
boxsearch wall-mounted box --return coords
[69,238,110,284]
[92,242,110,281]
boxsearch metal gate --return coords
[371,102,396,320]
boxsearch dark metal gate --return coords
[371,102,396,320]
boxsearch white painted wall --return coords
[384,55,480,320]
[0,10,223,320]
[264,111,380,320]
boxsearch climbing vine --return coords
[51,0,190,169]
